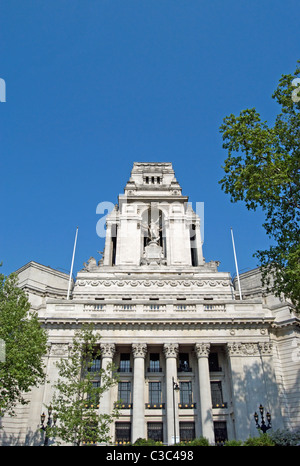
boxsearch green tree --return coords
[46,325,119,446]
[0,270,47,415]
[219,61,300,311]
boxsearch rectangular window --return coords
[88,355,101,373]
[115,422,131,444]
[179,422,195,442]
[118,381,131,404]
[209,353,221,372]
[214,421,228,445]
[147,422,163,442]
[86,381,100,407]
[119,353,131,372]
[211,381,223,407]
[180,381,193,405]
[149,353,160,372]
[178,353,191,372]
[82,422,98,445]
[149,382,161,404]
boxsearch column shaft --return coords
[195,343,214,444]
[164,343,179,445]
[132,343,147,443]
[99,344,115,416]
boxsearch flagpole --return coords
[67,226,78,300]
[231,227,242,300]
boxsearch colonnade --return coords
[99,342,215,444]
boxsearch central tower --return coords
[103,162,204,268]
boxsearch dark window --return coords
[115,422,131,444]
[148,422,163,442]
[211,381,223,407]
[118,381,131,404]
[214,421,228,445]
[178,353,191,372]
[149,353,160,372]
[179,422,195,442]
[149,382,161,404]
[209,353,221,372]
[119,353,131,372]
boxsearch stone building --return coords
[1,162,299,446]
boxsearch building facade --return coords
[1,162,299,446]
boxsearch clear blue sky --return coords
[1,1,299,280]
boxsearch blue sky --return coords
[0,1,299,280]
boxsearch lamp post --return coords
[40,405,57,446]
[172,377,180,445]
[254,404,271,433]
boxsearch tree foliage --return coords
[219,61,300,310]
[46,325,119,446]
[0,269,47,415]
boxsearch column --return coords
[99,343,116,416]
[195,343,214,444]
[163,343,179,445]
[132,343,147,443]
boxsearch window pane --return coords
[120,354,131,372]
[211,381,223,406]
[86,381,100,405]
[149,382,161,404]
[214,421,228,444]
[148,422,163,442]
[180,381,192,404]
[179,422,195,441]
[118,382,131,403]
[209,353,220,372]
[115,422,131,443]
[179,353,190,371]
[88,358,101,373]
[149,353,160,371]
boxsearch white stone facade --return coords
[1,162,299,445]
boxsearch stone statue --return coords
[83,256,97,271]
[149,219,161,244]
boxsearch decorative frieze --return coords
[76,279,230,288]
[50,343,69,358]
[227,342,273,357]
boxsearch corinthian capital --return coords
[195,343,210,358]
[163,343,179,358]
[100,343,116,358]
[132,343,147,358]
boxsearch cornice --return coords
[271,317,300,329]
[40,315,274,329]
